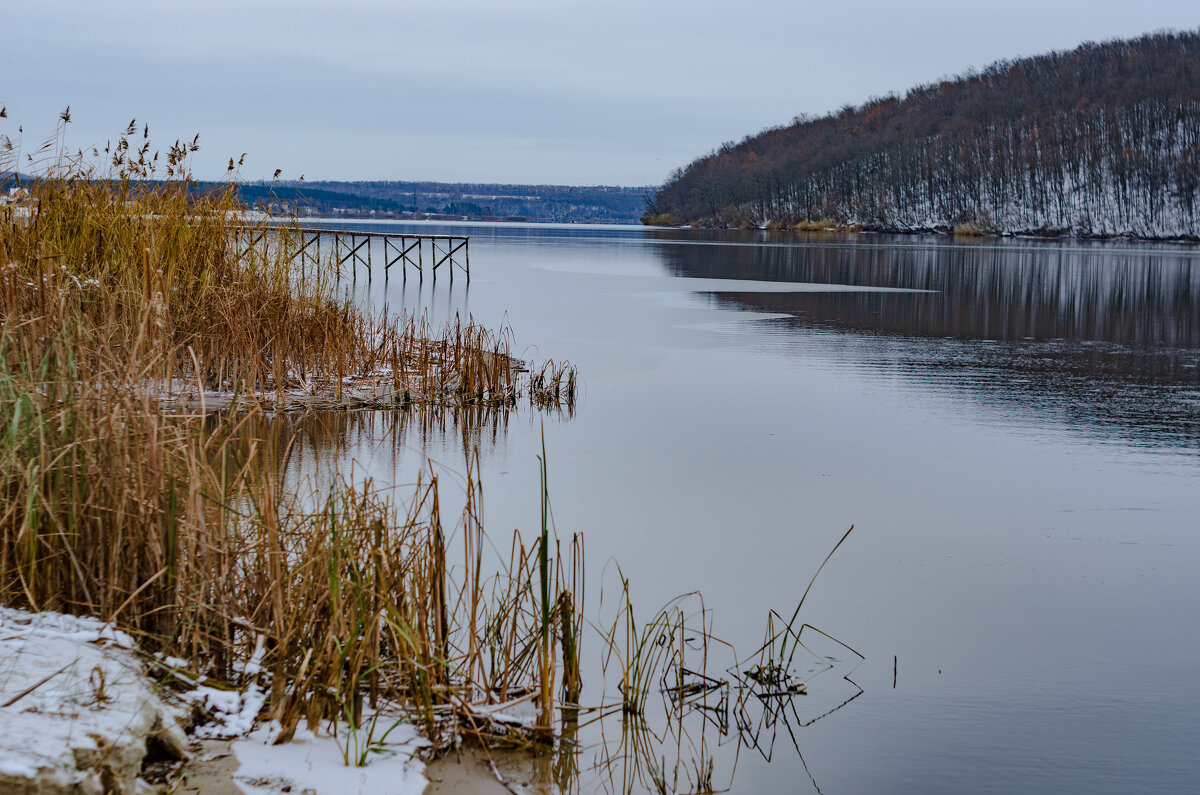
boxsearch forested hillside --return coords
[646,31,1200,238]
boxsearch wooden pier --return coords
[233,224,470,282]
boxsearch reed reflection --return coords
[211,402,531,494]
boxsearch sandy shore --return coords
[425,749,516,794]
[426,744,560,795]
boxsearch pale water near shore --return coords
[294,221,1200,793]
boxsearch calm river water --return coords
[303,221,1200,793]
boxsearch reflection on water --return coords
[223,404,523,497]
[286,221,1200,793]
[470,590,866,795]
[653,232,1199,344]
[652,234,1200,452]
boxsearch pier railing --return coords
[233,224,469,281]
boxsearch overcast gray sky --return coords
[4,1,1198,185]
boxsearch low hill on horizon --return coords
[646,30,1200,238]
[234,180,652,224]
[2,172,651,225]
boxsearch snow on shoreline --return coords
[0,607,430,794]
[232,720,427,795]
[0,607,187,793]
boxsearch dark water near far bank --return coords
[301,222,1200,793]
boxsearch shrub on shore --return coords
[640,211,680,226]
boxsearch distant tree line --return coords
[5,174,649,224]
[227,184,407,215]
[647,31,1200,238]
[268,180,652,224]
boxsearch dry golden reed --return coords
[0,114,581,756]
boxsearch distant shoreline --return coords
[292,209,625,224]
[234,178,652,226]
[644,221,1200,245]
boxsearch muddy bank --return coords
[425,745,557,795]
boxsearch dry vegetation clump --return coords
[1,123,574,411]
[790,218,862,232]
[639,211,680,226]
[951,218,1001,237]
[0,114,583,755]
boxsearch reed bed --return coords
[2,115,855,791]
[0,116,583,763]
[1,116,575,414]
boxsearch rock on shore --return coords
[0,608,187,794]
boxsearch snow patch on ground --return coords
[0,607,188,794]
[232,718,427,795]
[0,608,432,793]
[183,682,267,739]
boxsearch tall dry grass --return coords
[0,115,582,754]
